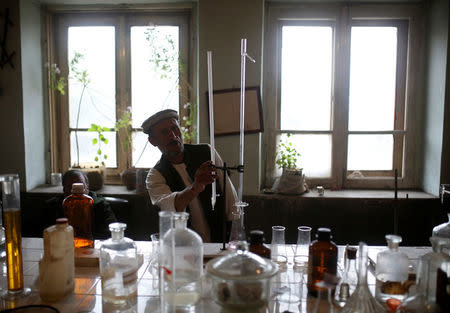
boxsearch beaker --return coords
[229,201,247,250]
[271,225,287,266]
[294,226,311,267]
[0,174,31,299]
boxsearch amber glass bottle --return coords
[248,230,271,259]
[307,227,338,296]
[62,183,94,249]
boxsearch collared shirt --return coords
[146,146,238,242]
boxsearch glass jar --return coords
[206,241,278,309]
[161,212,203,309]
[99,222,138,311]
[396,257,442,313]
[375,234,409,302]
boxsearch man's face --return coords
[148,118,184,158]
[63,174,88,196]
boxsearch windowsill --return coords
[29,184,437,200]
[258,189,436,199]
[28,184,147,196]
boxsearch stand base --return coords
[1,287,31,300]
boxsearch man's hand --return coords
[191,161,216,195]
[174,161,216,212]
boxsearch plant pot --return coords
[272,168,306,195]
[120,168,137,190]
[70,163,105,191]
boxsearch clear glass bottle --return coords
[335,246,358,307]
[161,212,203,309]
[375,234,409,302]
[99,222,138,311]
[307,227,338,297]
[340,242,387,313]
[229,202,247,250]
[421,237,450,303]
[432,184,450,239]
[39,218,75,301]
[396,257,442,313]
[62,182,94,249]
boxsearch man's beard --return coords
[163,140,184,158]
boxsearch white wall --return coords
[20,0,47,190]
[423,0,449,195]
[198,0,264,195]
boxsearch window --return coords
[47,10,191,180]
[264,4,423,189]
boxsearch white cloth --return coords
[146,146,238,243]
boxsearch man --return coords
[143,109,238,243]
[45,170,117,239]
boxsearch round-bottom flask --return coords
[161,212,203,309]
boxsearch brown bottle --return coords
[62,183,94,249]
[307,227,338,296]
[248,230,271,259]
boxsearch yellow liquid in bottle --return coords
[4,208,24,291]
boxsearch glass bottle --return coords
[421,237,450,302]
[229,202,247,250]
[161,212,203,309]
[0,174,31,299]
[99,222,138,311]
[335,246,358,307]
[39,218,75,301]
[340,242,387,313]
[432,184,450,239]
[62,182,94,249]
[249,230,271,259]
[396,257,442,313]
[375,234,409,302]
[307,227,338,297]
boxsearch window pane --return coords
[281,26,333,131]
[68,27,116,129]
[349,27,397,131]
[131,26,179,129]
[132,131,161,168]
[70,131,117,167]
[278,134,332,178]
[347,134,393,171]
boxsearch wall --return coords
[198,0,264,195]
[0,1,26,186]
[20,0,46,190]
[423,0,449,195]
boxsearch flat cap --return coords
[141,109,179,135]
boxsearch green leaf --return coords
[95,156,99,161]
[104,139,109,144]
[104,155,108,159]
[92,138,98,145]
[97,149,101,155]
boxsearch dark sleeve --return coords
[44,196,65,229]
[92,194,117,239]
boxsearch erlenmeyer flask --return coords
[340,242,387,313]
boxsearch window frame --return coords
[46,7,193,182]
[263,3,424,190]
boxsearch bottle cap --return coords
[346,246,357,259]
[316,227,332,241]
[56,218,68,224]
[249,230,264,244]
[71,183,85,194]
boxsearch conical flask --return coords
[340,242,387,313]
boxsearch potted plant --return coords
[272,134,306,194]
